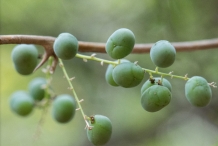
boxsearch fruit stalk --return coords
[76,53,118,65]
[76,53,189,81]
[58,59,91,128]
[43,57,54,100]
[143,67,189,80]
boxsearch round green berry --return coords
[185,76,212,107]
[10,91,34,116]
[87,115,112,146]
[141,77,172,95]
[105,59,130,87]
[11,44,38,75]
[52,94,76,123]
[28,77,47,101]
[141,85,171,112]
[105,64,119,86]
[112,62,144,88]
[150,40,176,68]
[53,33,78,60]
[106,28,135,59]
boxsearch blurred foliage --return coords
[1,0,218,146]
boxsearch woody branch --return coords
[1,35,218,53]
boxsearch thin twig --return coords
[0,35,218,53]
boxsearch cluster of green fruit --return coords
[53,33,112,145]
[104,28,212,112]
[9,28,213,145]
[10,33,113,145]
[9,77,76,123]
[104,29,174,112]
[10,77,46,116]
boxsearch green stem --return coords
[44,57,53,100]
[75,53,189,80]
[35,56,54,108]
[34,57,54,139]
[76,53,118,65]
[58,58,91,127]
[143,68,189,80]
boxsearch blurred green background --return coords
[1,0,218,146]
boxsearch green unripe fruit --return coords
[11,44,38,75]
[141,77,172,94]
[53,33,78,60]
[28,77,47,101]
[112,62,144,88]
[141,85,171,112]
[52,94,76,123]
[87,115,112,146]
[106,28,135,59]
[105,64,119,87]
[10,91,34,116]
[185,76,212,107]
[105,59,130,87]
[150,40,176,68]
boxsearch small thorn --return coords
[83,58,88,62]
[171,75,174,79]
[184,74,188,80]
[134,61,138,65]
[34,53,50,72]
[91,53,96,58]
[208,82,217,88]
[169,71,173,75]
[76,108,81,111]
[69,77,75,81]
[101,61,104,66]
[67,87,73,90]
[85,125,93,130]
[155,67,158,73]
[84,120,93,130]
[79,99,84,102]
[118,59,121,64]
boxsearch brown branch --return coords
[1,35,218,53]
[1,34,218,73]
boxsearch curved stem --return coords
[1,35,218,53]
[58,59,91,128]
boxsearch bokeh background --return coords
[1,1,218,146]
